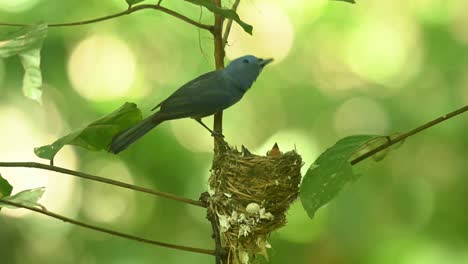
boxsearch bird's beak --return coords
[259,58,274,67]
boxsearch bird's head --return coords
[224,55,273,91]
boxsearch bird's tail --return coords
[109,115,163,154]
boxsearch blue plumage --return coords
[109,55,273,154]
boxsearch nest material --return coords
[208,139,303,263]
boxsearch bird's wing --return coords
[157,71,243,119]
[151,71,217,111]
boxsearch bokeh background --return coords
[1,0,468,263]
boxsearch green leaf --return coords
[0,187,45,209]
[300,135,381,219]
[34,102,143,161]
[0,174,13,198]
[185,0,253,34]
[0,23,47,103]
[0,24,47,57]
[126,0,145,6]
[332,0,356,3]
[19,48,43,103]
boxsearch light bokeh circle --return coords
[333,97,390,137]
[68,35,137,101]
[0,0,39,12]
[226,2,295,63]
[81,159,136,223]
[346,19,422,89]
[0,103,78,218]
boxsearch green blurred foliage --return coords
[0,0,467,264]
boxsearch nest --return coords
[208,139,303,264]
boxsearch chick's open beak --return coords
[259,58,274,67]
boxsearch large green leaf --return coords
[0,24,48,103]
[184,0,253,34]
[300,135,381,219]
[0,174,13,198]
[0,187,45,209]
[34,102,143,162]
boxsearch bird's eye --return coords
[242,59,249,64]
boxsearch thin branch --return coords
[0,162,205,208]
[212,0,225,138]
[0,4,214,32]
[351,104,468,165]
[222,0,241,47]
[0,199,215,256]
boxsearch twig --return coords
[0,162,205,208]
[222,0,241,47]
[0,4,214,32]
[0,199,215,256]
[208,209,224,264]
[351,104,468,165]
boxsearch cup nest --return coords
[208,139,303,263]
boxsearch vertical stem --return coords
[212,0,225,137]
[210,3,226,264]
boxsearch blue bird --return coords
[109,55,273,154]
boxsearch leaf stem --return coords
[0,162,205,208]
[0,4,214,32]
[351,105,468,165]
[0,199,215,256]
[222,0,241,47]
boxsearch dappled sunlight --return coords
[136,31,188,89]
[333,97,390,137]
[414,142,464,187]
[276,200,327,243]
[375,177,435,233]
[0,0,38,12]
[451,1,468,44]
[402,242,468,264]
[458,67,468,106]
[304,27,368,97]
[0,60,5,88]
[68,35,137,101]
[371,237,468,264]
[388,140,465,195]
[184,163,211,225]
[271,0,327,27]
[222,97,268,148]
[16,236,76,264]
[410,0,459,25]
[346,18,422,89]
[81,159,137,224]
[226,1,294,64]
[171,117,213,153]
[0,103,79,218]
[1,0,468,263]
[234,88,288,141]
